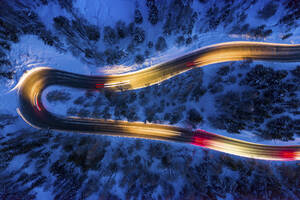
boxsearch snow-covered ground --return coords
[0,0,298,153]
[0,0,300,199]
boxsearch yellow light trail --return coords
[16,41,300,161]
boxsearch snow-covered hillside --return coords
[0,0,299,199]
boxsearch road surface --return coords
[16,41,300,161]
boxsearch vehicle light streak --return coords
[35,96,41,111]
[16,41,300,161]
[104,80,130,88]
[95,83,104,89]
[191,129,300,161]
[279,151,296,161]
[191,136,211,147]
[186,61,195,67]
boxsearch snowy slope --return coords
[0,0,300,199]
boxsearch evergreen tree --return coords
[148,5,158,25]
[155,36,167,51]
[134,9,143,24]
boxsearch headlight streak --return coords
[104,80,130,88]
[16,41,300,161]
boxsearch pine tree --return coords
[134,9,143,24]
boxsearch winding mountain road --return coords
[16,41,300,161]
